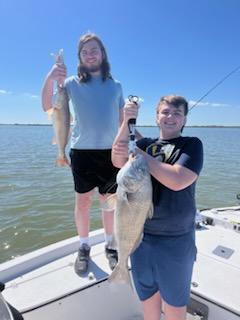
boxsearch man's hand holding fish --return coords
[42,50,71,167]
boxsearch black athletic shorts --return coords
[69,149,119,194]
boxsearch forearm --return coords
[112,122,130,168]
[41,76,54,112]
[137,148,198,191]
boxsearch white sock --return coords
[105,234,113,246]
[79,237,89,247]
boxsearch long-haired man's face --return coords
[80,39,104,73]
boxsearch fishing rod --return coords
[189,64,240,111]
[128,95,139,154]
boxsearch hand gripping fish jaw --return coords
[128,95,139,155]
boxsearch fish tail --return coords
[108,263,132,287]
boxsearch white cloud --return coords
[189,100,231,108]
[0,89,39,99]
[0,89,12,95]
[23,93,39,99]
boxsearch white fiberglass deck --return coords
[1,207,240,320]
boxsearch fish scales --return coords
[108,154,153,287]
[48,88,71,166]
[48,49,71,167]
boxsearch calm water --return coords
[0,125,240,263]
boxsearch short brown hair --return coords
[157,95,189,115]
[77,33,112,82]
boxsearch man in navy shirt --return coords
[112,95,203,320]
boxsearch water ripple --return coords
[0,125,240,263]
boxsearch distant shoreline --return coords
[0,123,240,128]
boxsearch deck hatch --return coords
[212,245,234,259]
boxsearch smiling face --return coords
[80,39,104,74]
[156,102,187,139]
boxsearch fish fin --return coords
[105,193,117,210]
[148,203,154,219]
[108,263,133,289]
[46,108,54,118]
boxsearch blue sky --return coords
[0,0,240,126]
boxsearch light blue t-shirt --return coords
[64,75,124,150]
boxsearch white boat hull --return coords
[1,207,240,320]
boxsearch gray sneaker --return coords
[105,245,118,271]
[74,244,91,275]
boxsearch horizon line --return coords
[0,123,240,128]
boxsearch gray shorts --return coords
[130,230,196,307]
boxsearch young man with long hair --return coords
[42,33,124,275]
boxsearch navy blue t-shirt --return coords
[137,136,204,235]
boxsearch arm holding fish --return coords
[112,101,140,168]
[41,59,67,111]
[135,139,203,191]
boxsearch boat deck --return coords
[193,223,240,310]
[1,207,240,319]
